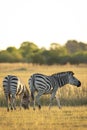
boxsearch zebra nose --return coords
[77,81,81,87]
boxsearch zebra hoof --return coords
[14,107,16,110]
[7,108,9,112]
[59,106,62,109]
[33,108,35,111]
[11,107,13,111]
[38,105,41,110]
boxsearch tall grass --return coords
[0,63,87,107]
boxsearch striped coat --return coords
[28,71,81,110]
[3,75,30,111]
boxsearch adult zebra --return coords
[28,71,81,110]
[3,75,30,111]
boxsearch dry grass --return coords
[0,106,87,130]
[0,63,87,130]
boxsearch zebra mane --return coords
[51,71,74,77]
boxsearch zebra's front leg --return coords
[20,95,23,110]
[33,99,36,110]
[31,92,36,110]
[49,92,56,109]
[55,95,62,109]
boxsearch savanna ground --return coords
[0,63,87,130]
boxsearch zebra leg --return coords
[55,96,62,109]
[19,95,23,110]
[49,92,56,109]
[35,91,44,110]
[31,91,36,110]
[10,96,14,110]
[33,99,35,110]
[10,95,16,110]
[12,95,16,110]
[6,95,10,111]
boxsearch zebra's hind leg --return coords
[12,95,16,110]
[10,96,14,111]
[35,91,44,110]
[10,95,16,110]
[6,95,10,112]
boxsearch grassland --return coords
[0,106,87,130]
[0,63,87,130]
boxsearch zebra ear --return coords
[68,71,74,75]
[71,71,74,75]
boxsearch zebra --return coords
[3,75,30,111]
[28,71,81,110]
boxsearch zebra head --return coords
[68,71,81,87]
[22,86,30,109]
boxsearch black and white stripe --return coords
[3,75,30,111]
[28,71,81,110]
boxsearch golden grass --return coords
[0,106,87,130]
[0,63,87,86]
[0,63,87,130]
[0,63,87,103]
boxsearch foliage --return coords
[19,41,39,62]
[0,40,87,64]
[0,47,23,62]
[65,40,87,54]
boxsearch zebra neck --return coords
[53,74,69,87]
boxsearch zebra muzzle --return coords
[77,81,81,87]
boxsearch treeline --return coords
[0,40,87,64]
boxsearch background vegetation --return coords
[0,40,87,64]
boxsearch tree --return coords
[65,40,79,54]
[0,50,14,62]
[79,42,87,51]
[7,47,23,62]
[70,52,87,64]
[65,40,87,54]
[50,43,60,50]
[19,41,39,62]
[7,47,17,53]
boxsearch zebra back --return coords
[3,75,30,111]
[3,75,19,95]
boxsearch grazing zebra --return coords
[3,75,30,111]
[28,71,81,110]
